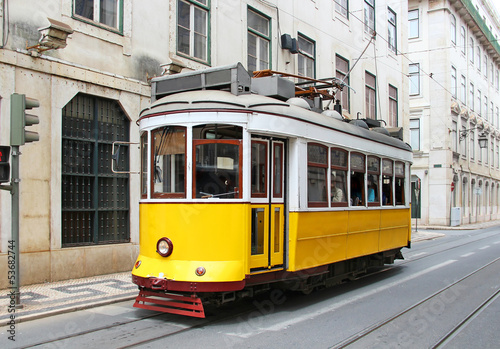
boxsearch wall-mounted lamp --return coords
[27,18,73,53]
[459,127,488,149]
[160,58,186,75]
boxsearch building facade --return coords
[408,0,500,226]
[0,0,409,287]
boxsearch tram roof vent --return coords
[151,62,252,102]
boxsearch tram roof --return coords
[139,90,412,153]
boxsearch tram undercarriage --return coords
[133,248,404,318]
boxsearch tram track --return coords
[329,256,500,349]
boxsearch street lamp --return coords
[459,128,488,149]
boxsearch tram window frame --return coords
[151,126,187,199]
[251,140,268,198]
[350,152,365,206]
[141,131,148,198]
[307,143,328,207]
[192,124,243,199]
[330,148,348,207]
[367,156,380,206]
[382,159,394,206]
[395,161,405,205]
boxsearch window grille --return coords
[62,94,130,246]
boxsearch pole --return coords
[11,145,22,308]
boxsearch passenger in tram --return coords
[331,171,344,202]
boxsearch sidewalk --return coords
[2,220,499,325]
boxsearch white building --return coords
[0,0,409,287]
[408,0,500,226]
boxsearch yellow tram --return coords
[132,63,412,317]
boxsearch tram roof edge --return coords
[139,89,412,155]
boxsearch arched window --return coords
[62,94,130,246]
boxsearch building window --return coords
[452,120,458,153]
[484,54,488,79]
[451,66,457,99]
[365,71,376,119]
[469,83,474,111]
[477,47,481,72]
[177,0,209,63]
[62,94,130,246]
[297,34,315,80]
[408,9,419,39]
[460,27,466,54]
[73,0,122,31]
[248,8,270,72]
[336,55,350,113]
[388,8,397,53]
[491,63,495,85]
[460,75,466,104]
[470,129,475,161]
[364,0,375,34]
[409,63,420,95]
[410,119,420,150]
[496,69,499,90]
[477,89,481,116]
[335,0,348,18]
[484,95,488,121]
[470,38,474,64]
[388,84,398,126]
[450,14,456,45]
[461,125,467,156]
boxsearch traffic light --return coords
[10,93,40,146]
[0,145,10,183]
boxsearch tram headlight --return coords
[156,237,173,257]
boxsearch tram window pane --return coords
[350,152,365,206]
[395,162,405,205]
[308,144,328,206]
[367,156,380,204]
[273,143,283,198]
[152,127,186,197]
[251,208,265,255]
[308,167,327,204]
[331,170,347,204]
[141,132,148,197]
[382,159,393,205]
[252,141,267,197]
[331,148,347,206]
[193,124,242,140]
[194,142,240,198]
[350,171,364,206]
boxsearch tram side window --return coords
[251,141,267,197]
[395,162,405,205]
[152,126,186,198]
[141,132,148,197]
[193,124,242,199]
[367,156,380,205]
[307,143,328,207]
[382,159,394,205]
[350,153,365,206]
[331,148,348,206]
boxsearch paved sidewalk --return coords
[1,220,499,325]
[0,272,137,325]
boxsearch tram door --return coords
[250,138,285,271]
